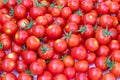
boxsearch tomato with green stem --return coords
[17,18,29,29]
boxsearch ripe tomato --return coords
[54,39,67,53]
[5,52,18,61]
[11,44,22,54]
[74,60,89,72]
[102,72,116,80]
[38,44,54,59]
[86,52,96,64]
[16,60,28,73]
[111,50,120,62]
[48,59,64,74]
[3,21,18,36]
[109,2,119,14]
[18,72,32,80]
[35,16,48,26]
[71,46,87,60]
[67,0,79,11]
[17,18,29,29]
[14,30,29,45]
[63,55,74,67]
[88,67,102,80]
[1,14,11,24]
[54,17,66,28]
[37,71,52,80]
[54,74,67,80]
[21,0,33,9]
[75,73,88,80]
[85,38,99,51]
[2,73,17,80]
[108,40,120,51]
[56,0,67,6]
[61,7,72,19]
[0,50,6,59]
[30,61,44,75]
[64,67,76,78]
[51,7,61,17]
[46,24,62,39]
[1,58,16,73]
[26,36,40,50]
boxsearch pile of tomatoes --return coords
[0,0,120,80]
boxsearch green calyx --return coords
[55,5,64,10]
[60,55,66,60]
[64,30,72,42]
[50,2,56,7]
[41,45,51,54]
[17,0,22,5]
[24,19,33,30]
[3,0,8,5]
[22,44,27,50]
[0,42,3,50]
[74,8,83,16]
[77,24,86,34]
[102,25,111,37]
[25,70,34,76]
[34,0,48,7]
[94,22,98,30]
[9,7,14,17]
[106,56,114,70]
[46,59,50,63]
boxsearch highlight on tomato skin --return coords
[0,0,120,79]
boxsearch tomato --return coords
[109,28,118,40]
[54,74,67,80]
[86,52,96,64]
[111,62,120,77]
[85,38,99,51]
[80,0,93,12]
[45,14,53,25]
[75,73,88,80]
[16,60,28,73]
[111,50,120,62]
[96,2,109,14]
[74,60,88,72]
[48,59,64,74]
[88,67,102,80]
[38,44,54,59]
[116,24,120,33]
[54,39,67,53]
[30,61,44,75]
[14,30,29,45]
[77,24,94,38]
[52,53,61,60]
[95,56,108,71]
[0,33,10,40]
[11,44,22,54]
[108,40,120,51]
[35,16,48,26]
[96,45,110,57]
[1,14,11,24]
[0,50,6,59]
[22,50,37,64]
[3,21,18,36]
[83,12,97,25]
[37,71,52,80]
[68,0,79,11]
[32,25,45,38]
[21,0,33,9]
[64,22,78,34]
[54,17,66,28]
[5,0,16,7]
[0,38,12,50]
[64,67,75,78]
[117,12,120,21]
[109,2,119,14]
[26,36,40,50]
[46,24,62,39]
[14,4,27,19]
[5,52,18,61]
[56,0,67,6]
[71,46,87,60]
[17,18,29,29]
[99,14,113,28]
[18,72,32,80]
[102,72,116,80]
[51,7,61,17]
[61,7,72,19]
[1,58,16,73]
[95,28,111,45]
[2,73,17,80]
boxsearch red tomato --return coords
[21,0,33,9]
[68,0,79,11]
[102,72,116,80]
[2,73,17,80]
[75,73,88,80]
[63,55,74,67]
[61,7,72,19]
[86,52,96,64]
[18,72,32,80]
[54,17,66,28]
[111,50,120,62]
[109,2,119,14]
[64,67,76,78]
[108,40,120,51]
[48,59,64,74]
[36,58,47,70]
[11,44,22,54]
[5,52,18,61]
[54,74,67,80]
[35,16,48,26]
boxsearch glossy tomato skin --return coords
[35,16,48,26]
[88,67,102,80]
[64,67,76,78]
[1,14,11,24]
[11,44,22,54]
[56,0,67,6]
[51,7,61,17]
[67,0,79,11]
[1,58,16,73]
[54,39,67,53]
[48,59,64,74]
[96,45,110,57]
[75,73,88,80]
[109,2,119,14]
[18,72,32,80]
[2,73,17,80]
[21,0,33,9]
[5,52,18,61]
[54,74,67,80]
[71,46,87,60]
[26,36,40,50]
[30,61,44,75]
[14,4,27,19]
[54,17,66,28]
[63,55,74,67]
[3,21,18,36]
[38,44,54,59]
[102,72,116,80]
[108,40,120,51]
[17,18,29,29]
[46,24,62,39]
[0,50,6,59]
[37,71,52,80]
[86,52,96,64]
[16,60,28,73]
[85,38,99,51]
[74,60,89,72]
[61,7,72,19]
[14,30,29,45]
[111,50,120,62]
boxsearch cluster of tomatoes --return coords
[0,0,120,80]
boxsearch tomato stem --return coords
[25,70,34,76]
[64,30,72,42]
[24,19,33,30]
[74,8,83,16]
[106,56,114,70]
[0,42,3,50]
[34,0,48,7]
[41,45,51,54]
[102,25,111,37]
[17,0,21,5]
[60,55,66,60]
[9,7,14,17]
[94,22,98,30]
[55,5,64,10]
[22,44,27,50]
[3,0,8,5]
[77,24,86,34]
